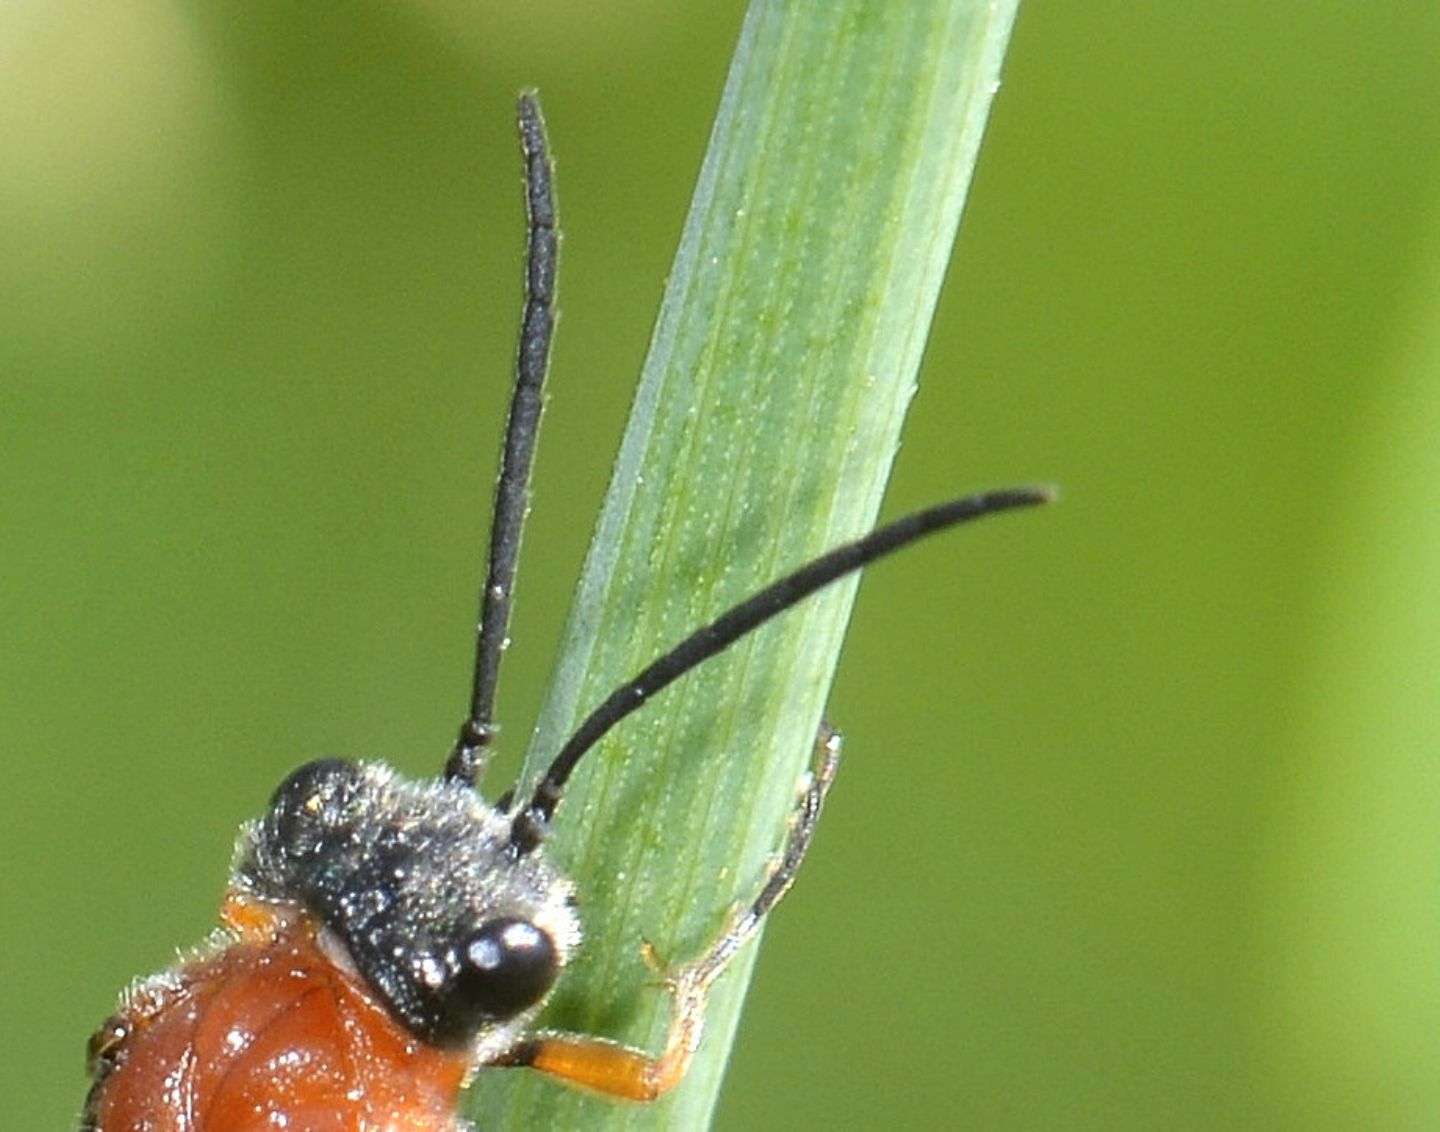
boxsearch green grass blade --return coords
[471,1,1021,1126]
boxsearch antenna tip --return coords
[983,485,1058,511]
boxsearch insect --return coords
[82,92,1049,1131]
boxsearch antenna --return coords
[444,92,557,788]
[508,486,1052,852]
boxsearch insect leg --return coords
[496,724,842,1100]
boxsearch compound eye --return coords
[444,917,559,1027]
[266,759,362,853]
[270,758,358,812]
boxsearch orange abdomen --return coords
[86,925,469,1131]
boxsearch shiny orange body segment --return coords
[85,899,469,1132]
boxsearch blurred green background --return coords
[5,2,1440,1128]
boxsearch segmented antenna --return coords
[445,92,557,788]
[508,486,1052,852]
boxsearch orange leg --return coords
[498,725,842,1100]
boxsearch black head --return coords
[237,759,577,1054]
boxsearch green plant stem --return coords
[471,1,1020,1127]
